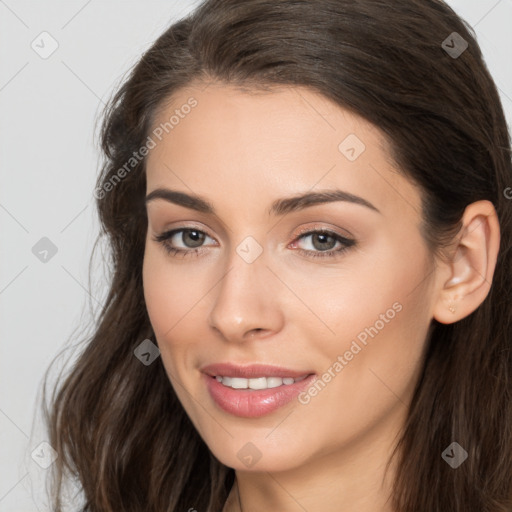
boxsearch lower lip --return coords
[203,373,317,418]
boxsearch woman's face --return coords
[143,82,440,473]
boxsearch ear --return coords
[433,200,500,324]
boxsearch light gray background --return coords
[1,1,511,510]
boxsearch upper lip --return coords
[201,363,314,379]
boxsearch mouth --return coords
[212,374,310,390]
[201,362,316,418]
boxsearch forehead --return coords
[145,82,423,221]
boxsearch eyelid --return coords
[155,221,352,245]
[153,221,356,261]
[157,222,217,241]
[292,222,353,240]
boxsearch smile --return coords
[214,375,309,390]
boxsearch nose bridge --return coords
[208,238,283,341]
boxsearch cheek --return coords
[142,245,205,338]
[142,249,174,335]
[142,245,215,382]
[142,248,189,376]
[298,241,433,420]
[315,231,432,357]
[307,293,428,454]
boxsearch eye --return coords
[152,226,356,260]
[290,228,356,259]
[152,228,216,258]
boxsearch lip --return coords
[201,362,313,379]
[201,363,316,418]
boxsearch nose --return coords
[207,248,284,343]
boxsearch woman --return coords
[42,0,512,510]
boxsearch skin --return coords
[142,81,500,512]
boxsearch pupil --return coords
[313,233,335,251]
[184,230,204,248]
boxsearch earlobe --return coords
[433,200,500,325]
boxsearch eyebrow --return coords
[144,188,381,216]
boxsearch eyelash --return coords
[152,225,356,260]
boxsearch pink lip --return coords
[201,363,316,418]
[201,362,313,379]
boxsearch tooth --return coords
[266,377,283,388]
[248,377,268,390]
[215,375,307,389]
[230,377,248,389]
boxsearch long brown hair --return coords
[41,0,512,510]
